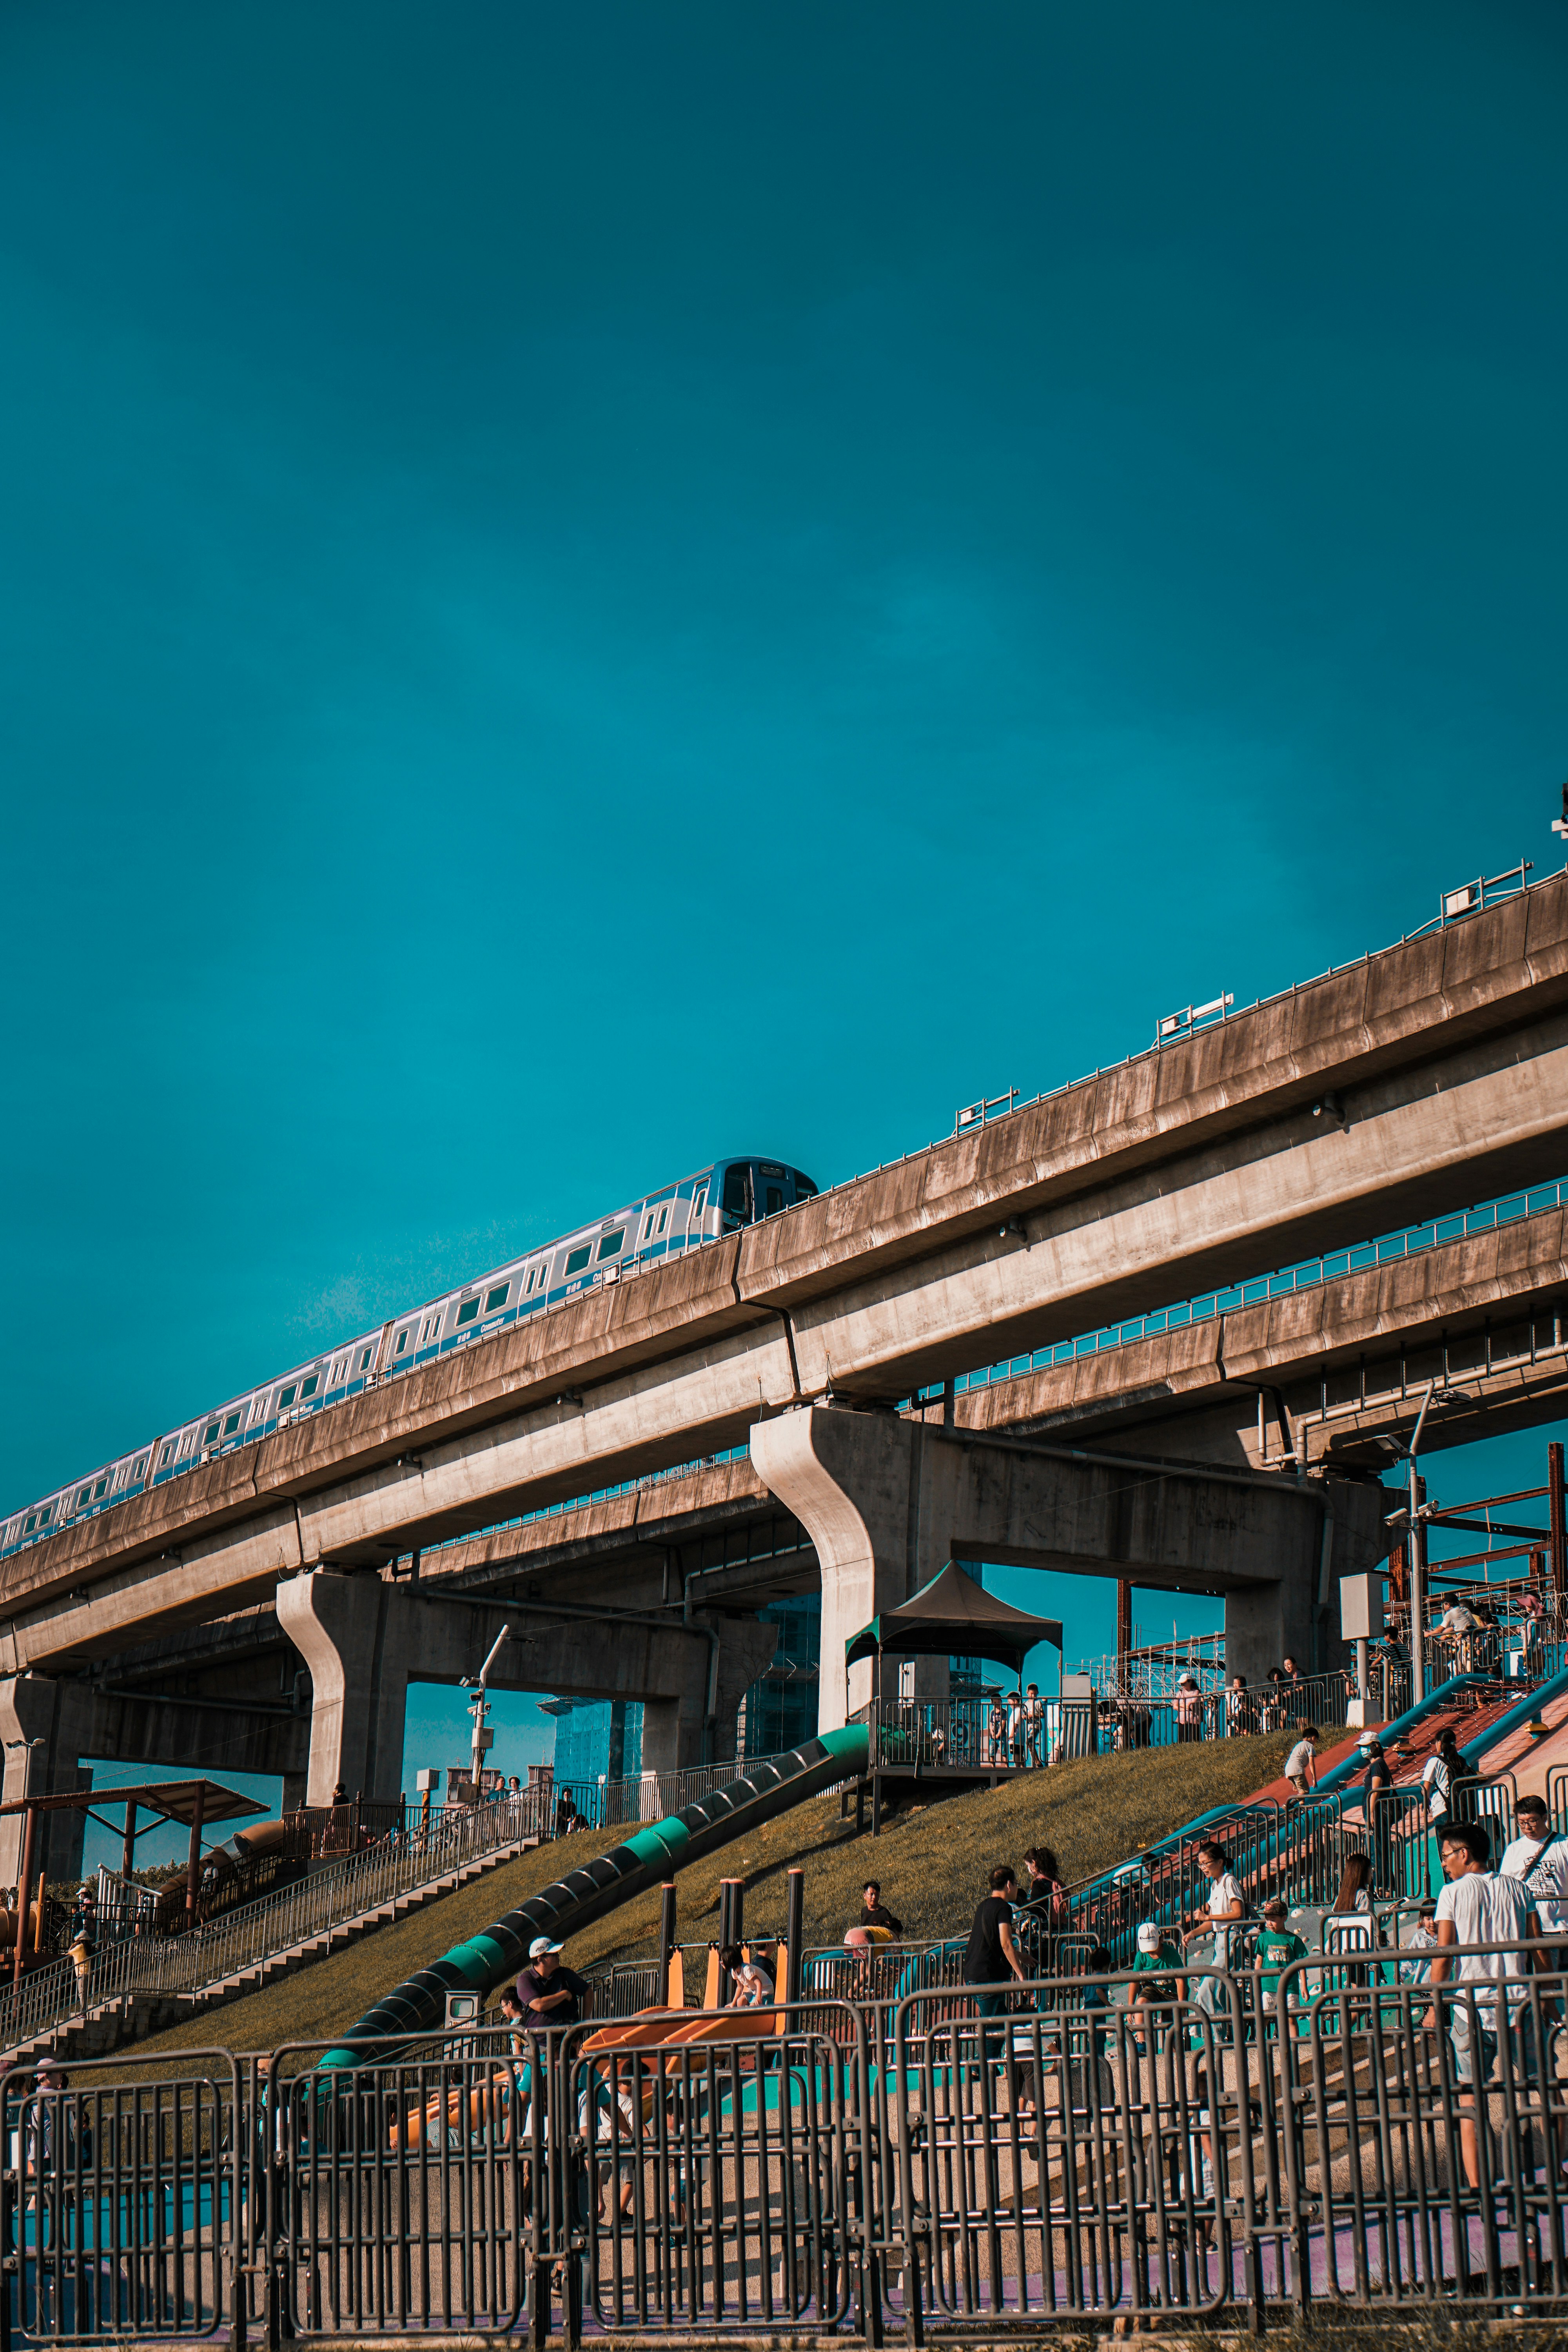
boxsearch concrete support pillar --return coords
[639,1617,781,1776]
[754,1406,1388,1737]
[276,1569,780,1803]
[276,1571,415,1807]
[0,1678,93,1888]
[750,1409,951,1731]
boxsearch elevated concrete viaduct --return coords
[3,881,1566,1817]
[5,878,1567,1685]
[949,1198,1568,1474]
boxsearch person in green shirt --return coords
[1255,1898,1310,2030]
[1129,1920,1184,2032]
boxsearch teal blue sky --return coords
[3,4,1565,1849]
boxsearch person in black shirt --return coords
[859,1881,904,1938]
[515,1937,590,2034]
[963,1866,1025,2091]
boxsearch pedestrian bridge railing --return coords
[0,1795,545,2065]
[5,1943,1566,2345]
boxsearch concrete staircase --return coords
[3,1831,539,2072]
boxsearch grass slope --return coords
[122,1730,1294,2064]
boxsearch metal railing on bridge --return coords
[0,1791,550,2063]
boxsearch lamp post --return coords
[1407,1384,1436,1705]
[463,1626,510,1798]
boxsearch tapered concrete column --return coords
[638,1617,780,1777]
[0,1678,93,1887]
[750,1408,950,1731]
[276,1571,415,1806]
[277,1569,780,1804]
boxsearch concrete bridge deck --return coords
[5,874,1568,1675]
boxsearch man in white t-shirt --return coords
[1425,1821,1538,2187]
[1499,1795,1568,1950]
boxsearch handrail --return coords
[0,1790,547,2062]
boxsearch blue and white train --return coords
[0,1154,818,1565]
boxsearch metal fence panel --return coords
[561,2004,871,2337]
[262,2032,546,2341]
[0,2051,241,2345]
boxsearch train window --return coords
[691,1185,708,1221]
[394,1332,409,1356]
[202,1422,219,1445]
[159,1444,173,1468]
[76,1486,90,1508]
[132,1458,145,1479]
[565,1245,592,1276]
[93,1477,107,1499]
[722,1166,751,1222]
[38,1504,51,1522]
[301,1375,319,1398]
[456,1298,480,1326]
[223,1412,241,1436]
[278,1385,297,1409]
[358,1347,374,1370]
[597,1229,624,1261]
[24,1514,36,1533]
[485,1284,509,1310]
[764,1185,784,1216]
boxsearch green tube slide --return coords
[318,1722,870,2073]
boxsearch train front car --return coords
[0,1151,820,1565]
[707,1157,818,1234]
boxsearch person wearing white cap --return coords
[514,1936,588,2033]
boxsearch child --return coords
[1129,1919,1185,2052]
[1254,1898,1309,2022]
[1397,1901,1439,1987]
[1283,1727,1320,1799]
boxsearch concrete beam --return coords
[0,1673,308,1886]
[749,1405,1386,1727]
[275,1572,778,1805]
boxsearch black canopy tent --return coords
[844,1561,1063,1697]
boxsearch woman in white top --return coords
[1421,1731,1463,1825]
[1185,1842,1245,1949]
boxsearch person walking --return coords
[1422,1730,1464,1832]
[962,1867,1026,2090]
[1499,1795,1568,1967]
[1283,1726,1320,1800]
[1423,1821,1539,2189]
[1185,1842,1246,1964]
[1359,1739,1395,1885]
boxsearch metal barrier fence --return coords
[6,1946,1566,2344]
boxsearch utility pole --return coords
[463,1626,510,1797]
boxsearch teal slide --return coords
[319,1723,870,2072]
